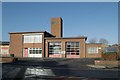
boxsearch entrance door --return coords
[28,48,42,58]
[23,48,28,57]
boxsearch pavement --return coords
[1,58,120,80]
[87,65,106,69]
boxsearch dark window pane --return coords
[39,50,42,54]
[29,50,32,54]
[33,50,35,54]
[76,52,79,55]
[36,50,38,54]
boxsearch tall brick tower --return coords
[51,17,63,38]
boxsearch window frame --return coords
[87,47,99,54]
[28,48,42,54]
[23,34,42,43]
[66,42,80,55]
[48,42,62,55]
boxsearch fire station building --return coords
[9,17,105,58]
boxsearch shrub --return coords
[102,52,118,60]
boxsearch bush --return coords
[10,54,14,57]
[102,51,117,54]
[102,52,118,60]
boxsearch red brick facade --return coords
[8,17,107,58]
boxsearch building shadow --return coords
[2,58,71,80]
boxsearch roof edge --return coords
[0,41,10,45]
[45,37,87,40]
[9,31,47,34]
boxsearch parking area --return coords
[1,58,120,80]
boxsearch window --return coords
[49,42,61,54]
[1,49,9,54]
[88,47,99,54]
[24,34,42,43]
[28,48,42,54]
[0,46,9,55]
[66,42,80,55]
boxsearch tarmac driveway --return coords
[1,58,120,80]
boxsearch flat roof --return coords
[0,41,9,45]
[45,37,87,40]
[86,43,105,45]
[86,43,107,46]
[9,31,55,37]
[9,31,49,34]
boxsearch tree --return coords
[89,38,98,43]
[77,35,85,37]
[99,38,108,45]
[112,44,119,47]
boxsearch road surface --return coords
[1,58,120,80]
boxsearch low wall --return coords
[95,60,120,66]
[66,55,80,58]
[49,54,62,58]
[0,57,17,63]
[86,54,102,58]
